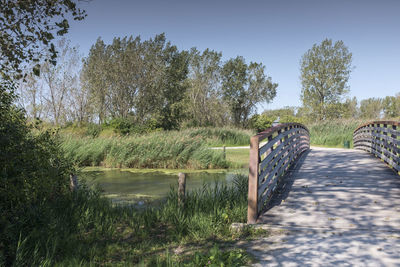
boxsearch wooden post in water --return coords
[178,172,186,205]
[70,174,79,192]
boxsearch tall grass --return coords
[11,175,250,266]
[61,131,229,169]
[307,119,367,148]
[60,126,253,147]
[183,127,253,146]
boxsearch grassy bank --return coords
[61,126,253,147]
[61,127,253,169]
[61,131,229,169]
[13,174,260,266]
[307,119,366,148]
[182,127,253,146]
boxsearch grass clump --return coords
[61,131,229,169]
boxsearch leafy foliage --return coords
[82,34,189,129]
[185,48,228,127]
[249,114,275,132]
[300,39,353,121]
[0,0,85,78]
[0,81,74,265]
[359,97,382,119]
[221,56,277,127]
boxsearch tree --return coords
[158,45,189,130]
[0,0,85,78]
[359,97,382,119]
[18,69,47,120]
[341,97,358,119]
[382,94,400,118]
[40,39,81,125]
[221,56,277,127]
[81,38,109,123]
[186,48,228,127]
[82,34,189,130]
[300,39,353,121]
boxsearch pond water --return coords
[81,168,247,204]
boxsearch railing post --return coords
[247,135,260,224]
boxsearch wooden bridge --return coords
[245,121,400,266]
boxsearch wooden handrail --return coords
[247,123,310,224]
[353,121,400,172]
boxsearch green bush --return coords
[0,81,75,265]
[104,117,133,135]
[103,117,162,135]
[249,114,275,132]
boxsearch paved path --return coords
[243,147,400,266]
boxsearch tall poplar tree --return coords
[300,39,353,120]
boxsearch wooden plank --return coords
[259,128,298,155]
[258,148,298,211]
[258,139,307,199]
[258,150,292,198]
[255,123,309,143]
[259,135,309,183]
[259,133,298,173]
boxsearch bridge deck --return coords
[245,147,400,266]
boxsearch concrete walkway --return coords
[243,147,400,266]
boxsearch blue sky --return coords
[67,0,400,111]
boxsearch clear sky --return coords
[67,0,400,111]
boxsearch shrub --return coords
[0,81,74,265]
[249,114,275,132]
[103,117,162,135]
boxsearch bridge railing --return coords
[353,121,400,172]
[247,123,310,224]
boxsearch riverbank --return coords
[60,121,364,172]
[61,127,253,170]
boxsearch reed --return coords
[61,131,229,169]
[307,119,366,148]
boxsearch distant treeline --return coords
[18,35,399,134]
[19,34,277,131]
[249,95,400,132]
